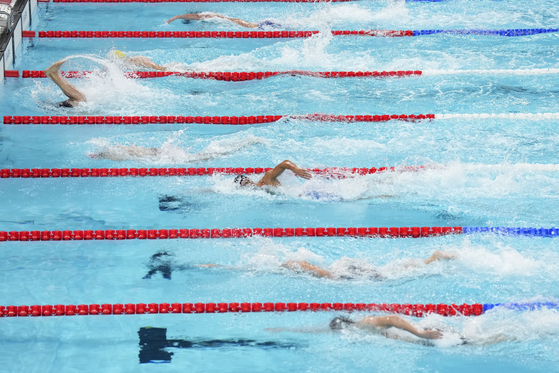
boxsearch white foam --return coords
[87,130,269,164]
[33,55,189,115]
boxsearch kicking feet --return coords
[45,60,66,79]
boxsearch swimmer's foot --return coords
[45,60,66,78]
[194,264,221,268]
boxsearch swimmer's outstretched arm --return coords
[359,315,443,340]
[126,56,168,71]
[166,12,258,28]
[423,250,456,265]
[282,261,333,278]
[45,60,86,106]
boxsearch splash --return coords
[33,54,180,115]
[87,131,269,164]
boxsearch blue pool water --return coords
[2,0,559,372]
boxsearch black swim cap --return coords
[234,174,250,186]
[329,316,355,330]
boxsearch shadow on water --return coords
[138,327,299,364]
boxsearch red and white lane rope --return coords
[0,302,484,317]
[0,226,463,242]
[4,113,559,125]
[51,0,354,3]
[1,114,434,125]
[6,68,559,80]
[10,70,422,80]
[0,165,426,178]
[30,30,412,38]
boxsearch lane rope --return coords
[6,68,559,80]
[0,302,484,317]
[2,114,434,125]
[3,164,559,180]
[49,0,449,3]
[0,302,485,317]
[1,302,557,317]
[0,227,464,241]
[12,69,422,79]
[4,113,559,125]
[0,165,422,178]
[25,28,559,39]
[1,226,559,242]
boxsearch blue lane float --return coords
[413,28,559,37]
[484,302,559,312]
[462,227,559,237]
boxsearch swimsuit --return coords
[258,20,283,30]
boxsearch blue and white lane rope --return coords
[484,302,559,312]
[413,28,558,36]
[463,227,559,237]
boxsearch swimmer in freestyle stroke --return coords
[196,250,456,281]
[272,311,510,346]
[45,55,167,107]
[166,12,283,29]
[234,160,312,188]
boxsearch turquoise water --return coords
[1,0,559,372]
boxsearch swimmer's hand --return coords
[166,16,179,24]
[296,168,312,180]
[417,330,443,339]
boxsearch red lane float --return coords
[0,226,463,242]
[0,302,483,317]
[2,114,434,125]
[0,165,429,179]
[32,30,413,39]
[52,0,355,3]
[16,70,422,80]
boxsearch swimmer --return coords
[45,54,166,108]
[45,59,87,108]
[109,50,168,71]
[166,12,283,30]
[271,314,513,346]
[282,250,455,279]
[234,160,312,188]
[90,145,160,161]
[196,250,456,281]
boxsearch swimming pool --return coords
[2,0,559,371]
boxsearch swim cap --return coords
[234,175,251,187]
[329,316,355,330]
[112,50,126,59]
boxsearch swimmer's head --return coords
[329,316,355,331]
[234,174,255,187]
[110,50,126,60]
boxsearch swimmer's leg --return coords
[282,261,333,279]
[45,60,86,105]
[166,13,210,24]
[142,268,158,279]
[424,250,456,265]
